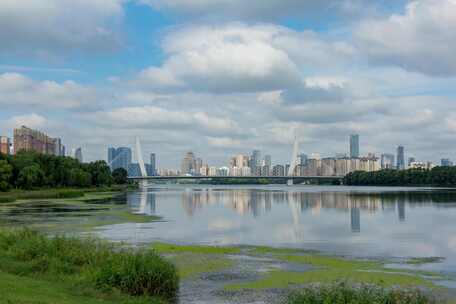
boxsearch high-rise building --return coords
[230,155,249,168]
[272,165,285,176]
[299,154,308,165]
[250,150,262,176]
[441,159,453,167]
[75,147,83,163]
[381,153,395,169]
[181,151,196,175]
[350,134,360,158]
[107,147,132,171]
[263,155,272,167]
[14,126,59,155]
[128,163,141,177]
[195,158,203,175]
[0,136,11,155]
[396,146,405,170]
[150,153,156,175]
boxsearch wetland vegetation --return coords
[0,229,178,304]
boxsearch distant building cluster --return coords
[171,134,449,177]
[13,126,66,156]
[1,126,454,178]
[0,126,85,164]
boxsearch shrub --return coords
[0,229,179,301]
[286,282,435,304]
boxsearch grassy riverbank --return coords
[0,185,135,203]
[152,243,452,303]
[0,229,178,304]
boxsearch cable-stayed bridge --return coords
[130,137,344,184]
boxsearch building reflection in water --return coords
[175,189,420,233]
[350,207,361,233]
[129,189,156,215]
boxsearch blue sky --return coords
[1,0,456,168]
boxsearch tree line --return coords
[0,152,128,191]
[344,167,456,187]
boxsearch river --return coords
[97,184,456,275]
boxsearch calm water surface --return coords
[98,185,456,272]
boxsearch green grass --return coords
[0,185,132,204]
[286,281,435,304]
[0,271,160,304]
[152,242,241,255]
[167,253,234,279]
[225,253,439,291]
[152,243,238,279]
[0,229,178,303]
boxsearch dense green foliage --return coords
[286,282,434,304]
[0,160,12,191]
[344,167,456,186]
[0,151,114,191]
[0,229,179,302]
[112,168,129,185]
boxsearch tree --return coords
[87,161,113,186]
[112,168,128,185]
[0,160,12,191]
[17,165,44,190]
[69,168,92,188]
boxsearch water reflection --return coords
[99,186,456,272]
[172,189,417,232]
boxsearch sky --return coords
[1,0,456,168]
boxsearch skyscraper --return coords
[181,151,196,175]
[150,153,156,175]
[75,147,83,163]
[263,155,272,167]
[381,153,395,169]
[349,134,359,158]
[397,146,405,170]
[108,147,132,171]
[251,150,262,176]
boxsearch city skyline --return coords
[1,1,456,167]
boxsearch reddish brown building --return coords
[0,136,10,155]
[13,126,56,155]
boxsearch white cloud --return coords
[207,137,242,148]
[5,114,48,130]
[0,73,98,109]
[88,106,241,136]
[134,23,354,94]
[355,0,456,76]
[0,0,124,55]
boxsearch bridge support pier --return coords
[287,179,294,186]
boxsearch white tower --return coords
[135,137,148,178]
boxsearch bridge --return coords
[129,135,344,185]
[128,175,344,184]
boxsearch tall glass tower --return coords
[397,146,405,170]
[350,134,360,158]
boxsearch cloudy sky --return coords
[1,0,456,168]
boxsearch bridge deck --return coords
[129,176,344,180]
